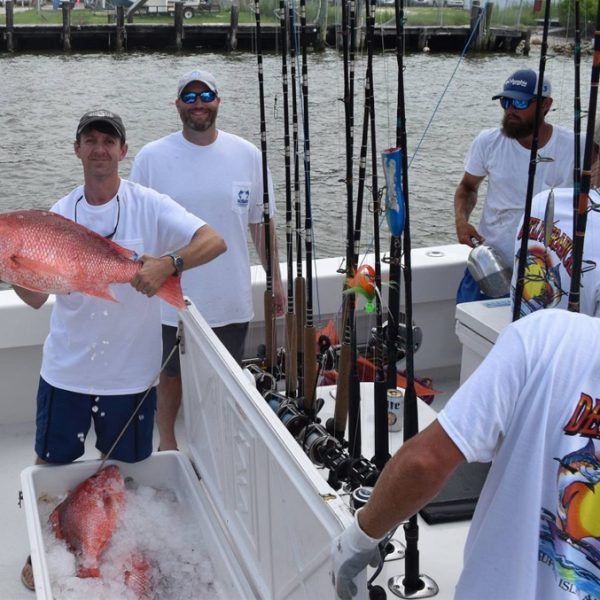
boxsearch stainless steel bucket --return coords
[466,239,511,298]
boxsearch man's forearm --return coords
[180,225,227,271]
[357,421,464,539]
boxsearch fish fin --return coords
[105,239,138,260]
[82,287,119,303]
[11,255,65,280]
[157,276,186,309]
[10,255,120,302]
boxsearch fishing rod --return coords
[299,0,317,413]
[345,0,363,461]
[386,0,436,596]
[572,0,581,218]
[329,0,377,448]
[330,0,363,460]
[253,0,277,373]
[279,0,297,398]
[289,2,305,399]
[568,0,600,312]
[511,0,553,321]
[329,0,352,442]
[365,0,389,473]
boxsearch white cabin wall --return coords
[245,243,469,380]
[0,292,52,425]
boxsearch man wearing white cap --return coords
[454,68,582,303]
[131,69,285,451]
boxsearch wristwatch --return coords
[166,253,184,276]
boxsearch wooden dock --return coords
[1,1,530,54]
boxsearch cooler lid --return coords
[177,303,358,599]
[455,298,511,343]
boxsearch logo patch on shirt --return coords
[237,189,250,208]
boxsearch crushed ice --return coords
[39,481,223,599]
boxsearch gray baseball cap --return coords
[177,69,218,97]
[76,109,126,142]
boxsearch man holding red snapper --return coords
[6,110,226,591]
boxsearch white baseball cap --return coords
[177,69,218,97]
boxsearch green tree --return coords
[558,0,597,36]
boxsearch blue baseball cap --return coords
[492,69,552,101]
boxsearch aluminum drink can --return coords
[387,389,404,432]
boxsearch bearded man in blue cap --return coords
[453,68,582,303]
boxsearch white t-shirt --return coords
[41,179,205,395]
[511,187,600,317]
[465,126,579,268]
[130,130,276,328]
[438,309,600,599]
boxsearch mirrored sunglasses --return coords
[180,90,217,105]
[500,97,535,111]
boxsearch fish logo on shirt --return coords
[539,437,600,597]
[555,440,600,542]
[514,245,563,315]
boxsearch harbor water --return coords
[0,47,591,260]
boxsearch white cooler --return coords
[21,302,357,599]
[455,298,512,385]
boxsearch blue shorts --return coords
[34,377,156,464]
[456,268,497,303]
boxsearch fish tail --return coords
[157,276,186,310]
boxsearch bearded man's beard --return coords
[502,113,535,139]
[180,111,216,132]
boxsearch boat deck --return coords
[1,370,463,599]
[0,420,188,599]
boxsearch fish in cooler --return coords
[48,465,153,598]
[49,465,126,578]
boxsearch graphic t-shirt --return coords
[438,309,600,599]
[511,187,600,317]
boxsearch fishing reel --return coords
[266,392,310,437]
[367,318,422,360]
[243,362,278,396]
[264,391,379,491]
[318,334,339,372]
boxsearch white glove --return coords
[331,509,383,600]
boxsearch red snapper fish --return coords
[49,465,126,578]
[0,209,185,308]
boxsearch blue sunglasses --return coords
[180,90,217,105]
[500,97,535,110]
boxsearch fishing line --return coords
[339,4,490,276]
[98,334,181,472]
[407,3,488,168]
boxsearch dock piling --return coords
[61,1,71,52]
[5,0,14,52]
[116,5,125,52]
[174,2,183,50]
[228,2,239,50]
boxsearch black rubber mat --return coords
[419,462,491,525]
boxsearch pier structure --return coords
[0,0,530,54]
